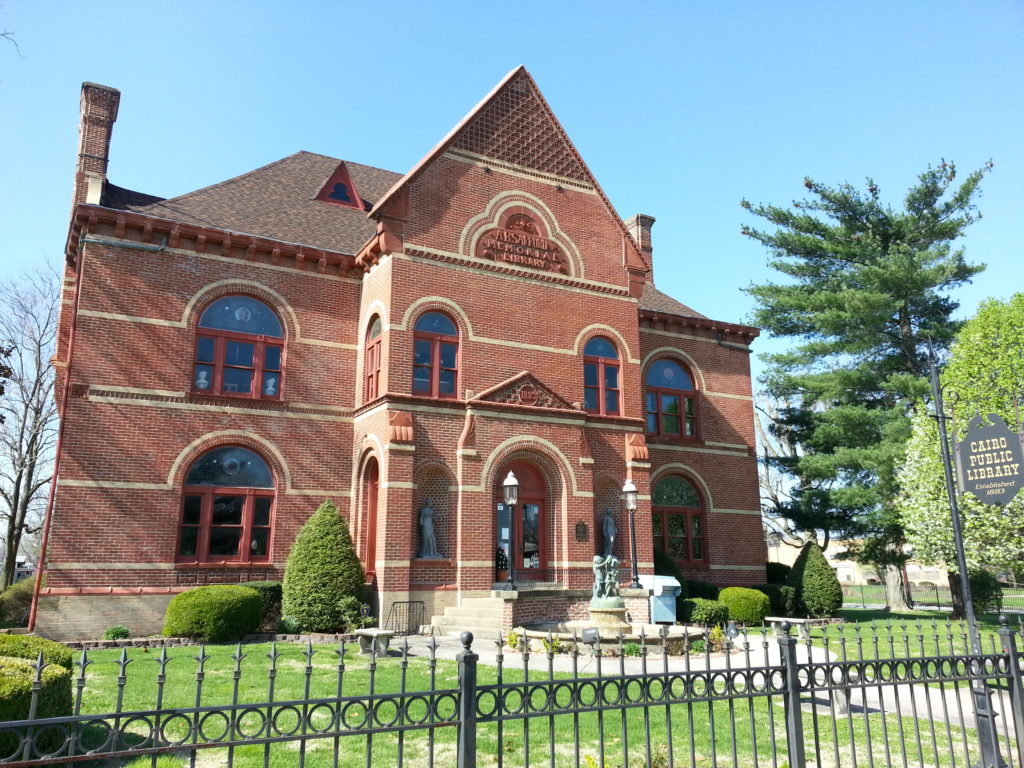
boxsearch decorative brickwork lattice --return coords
[453,73,588,181]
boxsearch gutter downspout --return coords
[28,238,87,633]
[716,332,753,353]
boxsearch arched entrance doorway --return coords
[497,461,547,579]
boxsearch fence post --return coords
[457,631,478,768]
[778,622,806,768]
[998,615,1024,768]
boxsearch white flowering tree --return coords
[898,294,1024,602]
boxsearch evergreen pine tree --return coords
[282,500,366,632]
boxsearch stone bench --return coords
[764,616,832,641]
[355,628,394,656]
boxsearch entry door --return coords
[518,499,544,573]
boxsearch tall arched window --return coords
[177,446,275,564]
[651,475,705,566]
[412,312,458,399]
[365,315,383,402]
[193,296,284,399]
[583,336,620,416]
[645,359,698,438]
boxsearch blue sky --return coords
[1,1,1020,385]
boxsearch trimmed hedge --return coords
[787,543,843,618]
[678,598,729,626]
[718,587,770,625]
[163,585,262,643]
[753,583,797,617]
[0,656,72,756]
[765,562,791,585]
[283,500,366,633]
[684,579,720,600]
[969,570,1003,614]
[0,579,34,626]
[0,635,73,670]
[243,581,282,627]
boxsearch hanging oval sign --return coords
[956,413,1024,505]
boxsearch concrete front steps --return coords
[429,596,507,638]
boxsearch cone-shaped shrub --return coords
[786,542,843,618]
[282,500,365,632]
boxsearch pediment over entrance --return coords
[472,371,576,411]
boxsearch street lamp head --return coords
[502,471,519,506]
[621,479,638,511]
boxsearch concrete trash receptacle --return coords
[638,574,682,623]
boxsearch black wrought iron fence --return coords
[1,618,1022,768]
[841,582,1024,613]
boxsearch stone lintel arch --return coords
[459,190,584,279]
[362,301,389,333]
[574,324,637,364]
[649,463,715,511]
[182,279,300,341]
[397,297,474,338]
[640,347,707,391]
[168,430,291,491]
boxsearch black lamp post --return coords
[502,471,519,591]
[622,479,641,589]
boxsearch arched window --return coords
[177,446,275,564]
[645,359,698,437]
[583,336,620,416]
[365,315,383,402]
[412,312,458,399]
[193,296,284,399]
[651,475,705,566]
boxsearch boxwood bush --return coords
[786,543,843,618]
[684,579,720,600]
[753,583,798,617]
[242,580,282,629]
[283,500,366,632]
[678,597,729,626]
[0,635,73,670]
[163,585,262,643]
[718,587,770,625]
[0,656,72,756]
[0,579,35,626]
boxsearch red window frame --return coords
[645,359,698,439]
[652,508,706,568]
[365,317,382,402]
[583,338,620,416]
[192,328,283,400]
[176,487,274,564]
[412,314,459,399]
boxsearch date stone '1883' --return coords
[956,413,1024,506]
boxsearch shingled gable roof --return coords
[115,152,401,256]
[369,65,650,274]
[639,283,708,320]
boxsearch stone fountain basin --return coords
[519,622,703,646]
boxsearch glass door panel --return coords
[521,503,541,570]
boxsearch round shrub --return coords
[0,635,73,670]
[684,579,720,600]
[753,584,798,617]
[163,585,261,643]
[678,597,729,626]
[103,625,130,641]
[765,562,792,585]
[0,579,35,626]
[786,543,843,618]
[283,500,366,632]
[968,569,1003,614]
[242,581,282,628]
[0,656,72,757]
[718,587,770,625]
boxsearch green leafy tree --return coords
[898,294,1024,615]
[786,542,843,618]
[282,500,366,632]
[743,161,991,611]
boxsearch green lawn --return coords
[25,636,1014,768]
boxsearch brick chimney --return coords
[73,83,121,209]
[625,213,655,283]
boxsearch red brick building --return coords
[34,68,764,640]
